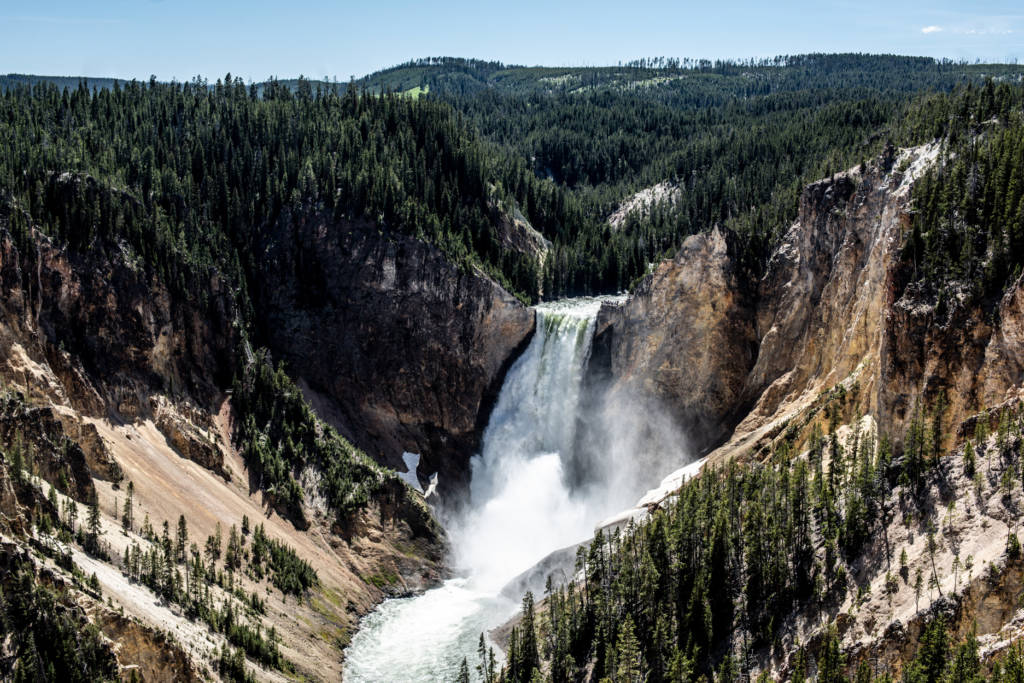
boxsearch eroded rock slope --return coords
[595,143,1024,466]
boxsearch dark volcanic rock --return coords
[255,212,535,493]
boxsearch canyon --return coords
[2,138,1024,681]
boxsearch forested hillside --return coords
[0,75,561,303]
[897,82,1024,304]
[493,79,1024,683]
[6,55,1023,301]
[363,54,1024,295]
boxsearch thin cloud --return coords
[4,15,123,26]
[959,28,1014,35]
[921,25,943,34]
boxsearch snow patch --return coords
[398,452,423,493]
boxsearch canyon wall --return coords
[254,212,535,492]
[593,143,1024,466]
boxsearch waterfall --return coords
[450,298,605,591]
[344,297,626,682]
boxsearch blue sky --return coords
[1,0,1021,81]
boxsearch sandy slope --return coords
[72,400,432,681]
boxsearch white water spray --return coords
[450,298,609,591]
[345,297,685,681]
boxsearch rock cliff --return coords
[590,225,758,455]
[577,144,1024,678]
[0,199,495,679]
[253,212,535,493]
[0,221,238,423]
[593,143,1024,466]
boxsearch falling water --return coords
[344,297,638,681]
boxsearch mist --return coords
[346,296,695,681]
[445,297,693,593]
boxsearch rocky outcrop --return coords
[95,610,201,683]
[724,148,911,448]
[594,142,1024,465]
[607,181,681,231]
[0,203,238,421]
[151,396,224,476]
[491,199,551,262]
[53,412,122,482]
[0,212,239,490]
[591,226,758,454]
[254,212,535,492]
[0,174,245,487]
[0,463,24,533]
[978,276,1024,408]
[845,558,1024,681]
[0,393,101,501]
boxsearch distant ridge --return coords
[7,53,1024,97]
[1,73,125,92]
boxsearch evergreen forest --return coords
[3,54,1024,680]
[3,54,1024,305]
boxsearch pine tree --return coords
[121,481,134,531]
[168,512,184,561]
[791,645,808,683]
[518,592,540,681]
[914,567,924,613]
[161,520,172,561]
[87,494,102,538]
[226,524,242,571]
[947,626,982,683]
[903,617,949,683]
[963,440,976,477]
[477,633,496,683]
[67,500,78,535]
[615,615,644,683]
[817,625,846,683]
[206,523,222,563]
[85,493,103,555]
